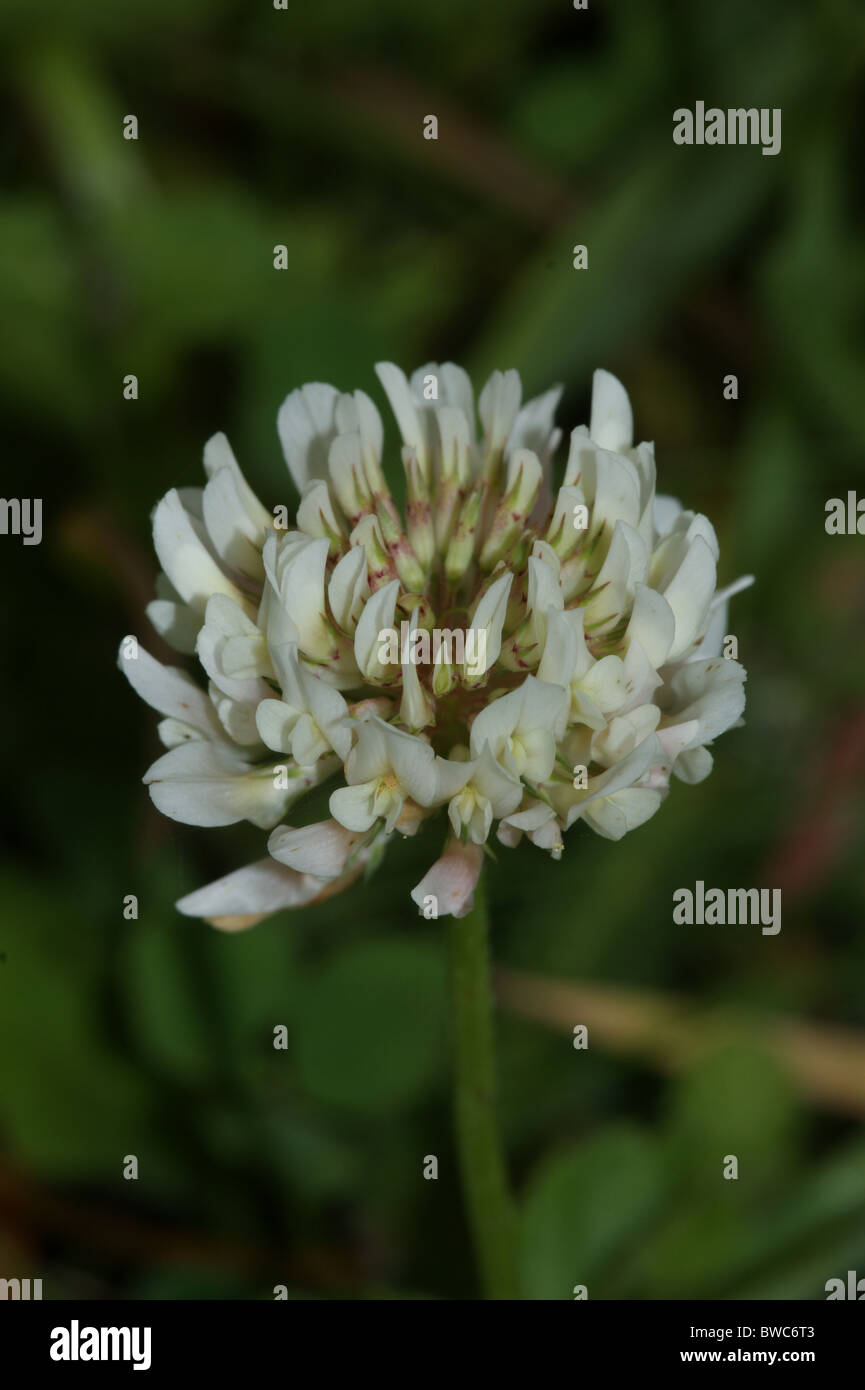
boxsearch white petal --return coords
[508,385,562,458]
[466,570,513,679]
[202,467,265,578]
[299,668,353,761]
[625,583,675,669]
[118,643,227,742]
[296,478,344,542]
[504,800,556,831]
[472,743,523,816]
[344,720,390,784]
[437,405,473,484]
[279,537,334,662]
[383,723,438,805]
[434,755,476,803]
[673,745,714,784]
[587,520,648,630]
[277,382,340,492]
[527,554,563,648]
[210,688,265,747]
[563,733,663,827]
[328,546,370,632]
[519,673,570,744]
[157,717,203,748]
[335,388,385,461]
[653,493,683,537]
[589,368,633,453]
[537,607,579,688]
[144,743,294,829]
[512,724,557,783]
[469,684,521,760]
[621,637,663,710]
[203,433,271,530]
[666,658,747,745]
[146,596,201,654]
[656,718,700,761]
[290,712,329,767]
[153,489,248,615]
[399,608,435,731]
[353,577,399,680]
[594,704,661,765]
[329,780,378,832]
[659,534,717,662]
[580,441,642,532]
[196,594,272,699]
[583,787,661,840]
[478,369,522,454]
[437,363,476,437]
[375,362,426,468]
[255,697,299,753]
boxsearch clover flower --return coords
[120,364,752,927]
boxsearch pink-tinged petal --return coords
[177,858,328,930]
[268,819,366,879]
[410,839,484,920]
[496,821,522,849]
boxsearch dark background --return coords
[1,0,864,1299]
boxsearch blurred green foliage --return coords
[1,0,865,1300]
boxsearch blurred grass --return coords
[1,0,865,1300]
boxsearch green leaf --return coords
[294,938,446,1112]
[666,1043,802,1196]
[520,1125,667,1300]
[0,871,157,1178]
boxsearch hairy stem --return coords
[446,872,521,1299]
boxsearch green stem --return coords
[447,870,521,1299]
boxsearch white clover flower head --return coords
[121,363,752,927]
